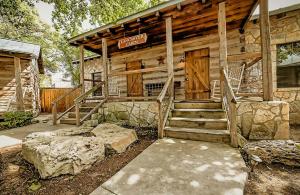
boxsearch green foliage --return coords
[0,111,33,129]
[0,0,168,85]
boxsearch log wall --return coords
[83,29,245,99]
[0,61,39,113]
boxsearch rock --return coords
[83,119,99,127]
[3,163,20,176]
[253,109,275,123]
[243,140,300,167]
[92,123,138,154]
[22,134,105,179]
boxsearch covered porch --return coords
[52,0,283,147]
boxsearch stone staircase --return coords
[60,102,100,125]
[164,101,230,144]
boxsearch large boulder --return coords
[243,140,300,167]
[91,123,138,154]
[22,127,104,179]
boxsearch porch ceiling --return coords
[69,0,258,55]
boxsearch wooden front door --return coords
[185,48,210,100]
[127,61,143,97]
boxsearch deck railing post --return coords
[52,103,57,125]
[75,102,80,126]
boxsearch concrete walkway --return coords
[91,138,248,195]
[0,114,74,140]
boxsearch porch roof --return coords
[69,0,258,55]
[0,38,44,74]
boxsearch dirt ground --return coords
[0,127,157,195]
[245,163,300,195]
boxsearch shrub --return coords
[0,111,33,129]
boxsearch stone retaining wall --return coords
[274,90,300,125]
[100,101,159,128]
[246,8,300,125]
[237,101,290,140]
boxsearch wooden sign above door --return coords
[118,33,147,49]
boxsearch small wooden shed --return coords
[0,39,44,115]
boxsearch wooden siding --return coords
[0,61,38,113]
[40,88,81,113]
[82,29,245,100]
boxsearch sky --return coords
[35,0,300,31]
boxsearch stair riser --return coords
[60,120,77,125]
[172,111,225,119]
[81,103,99,107]
[174,103,222,109]
[165,130,230,144]
[79,107,94,112]
[169,120,227,130]
[68,113,89,118]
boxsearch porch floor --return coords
[91,138,248,195]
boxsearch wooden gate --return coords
[40,88,81,113]
[126,61,143,97]
[185,48,210,100]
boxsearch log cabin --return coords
[53,0,294,147]
[0,39,44,116]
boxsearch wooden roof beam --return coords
[239,0,259,33]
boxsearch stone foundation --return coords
[274,90,300,125]
[100,101,159,128]
[237,101,290,140]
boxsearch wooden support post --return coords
[14,57,24,111]
[218,2,227,101]
[75,103,80,126]
[102,38,109,98]
[79,45,85,94]
[230,103,238,148]
[157,102,163,139]
[260,0,273,101]
[52,103,57,125]
[166,17,174,99]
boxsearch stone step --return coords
[169,117,227,129]
[60,118,77,125]
[172,109,225,119]
[164,126,230,143]
[68,112,89,118]
[174,102,222,109]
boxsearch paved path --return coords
[91,138,248,195]
[0,114,74,140]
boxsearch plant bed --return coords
[0,127,157,195]
[0,111,34,130]
[245,163,300,195]
[241,141,300,195]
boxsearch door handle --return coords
[185,77,189,81]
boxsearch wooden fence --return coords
[40,88,81,113]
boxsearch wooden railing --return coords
[222,69,238,147]
[74,82,105,126]
[157,73,174,138]
[52,84,82,125]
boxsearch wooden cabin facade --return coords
[53,0,292,147]
[0,39,44,115]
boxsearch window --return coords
[277,41,300,88]
[91,72,102,96]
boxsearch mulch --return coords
[245,163,300,195]
[0,127,157,195]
